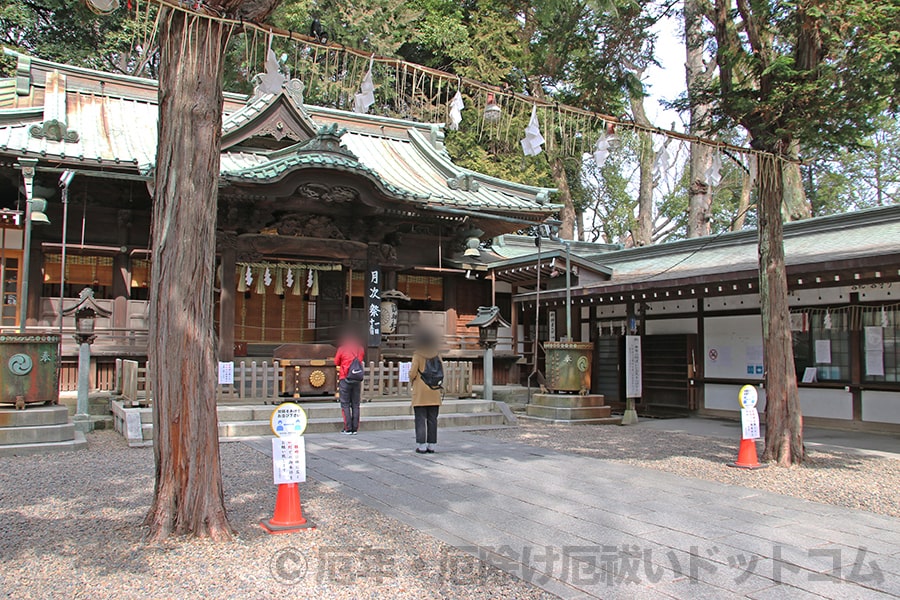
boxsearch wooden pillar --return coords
[849,292,862,421]
[26,246,42,325]
[217,236,237,362]
[112,211,133,329]
[112,252,130,328]
[510,285,519,353]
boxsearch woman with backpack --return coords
[409,328,444,454]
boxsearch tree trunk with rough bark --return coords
[732,165,753,231]
[146,0,279,543]
[145,8,232,543]
[629,93,654,246]
[781,140,811,221]
[756,153,804,466]
[684,0,714,238]
[551,156,577,240]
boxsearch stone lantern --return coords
[63,288,110,432]
[466,306,510,402]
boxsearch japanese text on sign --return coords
[366,268,382,347]
[218,361,234,385]
[270,402,308,438]
[272,436,306,484]
[625,335,642,398]
[741,407,760,440]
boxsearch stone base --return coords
[526,394,618,424]
[0,405,86,456]
[72,414,94,434]
[0,431,87,457]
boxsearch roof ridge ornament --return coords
[29,71,79,143]
[292,123,357,160]
[447,173,479,192]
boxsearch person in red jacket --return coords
[334,329,365,434]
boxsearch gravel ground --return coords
[0,431,553,600]
[476,422,900,518]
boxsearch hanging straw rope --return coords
[126,0,795,165]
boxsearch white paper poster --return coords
[865,326,885,376]
[272,436,306,484]
[625,335,642,398]
[865,326,884,351]
[814,340,832,364]
[801,367,817,383]
[741,408,760,440]
[399,361,412,383]
[217,361,234,385]
[866,351,885,377]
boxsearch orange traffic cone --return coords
[260,483,316,534]
[727,438,768,470]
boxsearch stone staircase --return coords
[113,398,510,447]
[524,393,621,425]
[0,405,87,456]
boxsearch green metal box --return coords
[0,334,60,408]
[544,341,593,394]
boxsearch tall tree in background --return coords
[683,0,714,237]
[707,0,899,465]
[145,0,279,542]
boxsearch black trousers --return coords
[339,379,361,432]
[414,405,440,444]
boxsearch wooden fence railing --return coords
[114,359,473,406]
[380,333,514,354]
[59,361,118,392]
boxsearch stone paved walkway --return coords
[246,429,899,599]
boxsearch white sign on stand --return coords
[741,408,760,440]
[738,384,760,439]
[272,436,307,484]
[625,335,642,398]
[269,402,309,485]
[218,361,234,385]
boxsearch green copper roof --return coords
[0,51,557,216]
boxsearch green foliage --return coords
[443,103,555,189]
[701,0,899,154]
[274,0,421,56]
[804,115,900,215]
[0,0,159,77]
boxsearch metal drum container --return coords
[1,334,60,409]
[544,341,592,394]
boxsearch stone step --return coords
[147,412,508,441]
[215,399,496,423]
[0,405,70,428]
[529,393,607,409]
[0,431,87,457]
[0,422,76,445]
[526,404,613,421]
[519,414,622,426]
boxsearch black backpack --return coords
[345,356,365,383]
[419,356,444,390]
